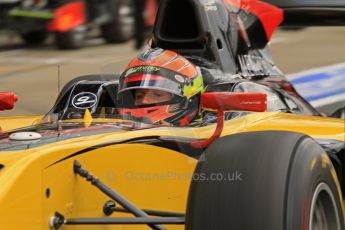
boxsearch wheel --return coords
[101,0,135,43]
[55,25,86,49]
[186,131,344,230]
[21,30,48,45]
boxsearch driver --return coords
[117,48,204,126]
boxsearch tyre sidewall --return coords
[101,0,134,43]
[287,138,344,230]
[186,131,345,230]
[55,26,86,49]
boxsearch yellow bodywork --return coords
[0,115,43,131]
[0,112,344,229]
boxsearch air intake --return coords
[153,0,206,51]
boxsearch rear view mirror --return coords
[201,92,267,112]
[191,92,266,148]
[0,92,18,111]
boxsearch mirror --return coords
[191,92,267,148]
[201,92,267,112]
[0,92,18,111]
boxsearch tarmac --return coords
[0,27,344,116]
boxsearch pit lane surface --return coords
[0,27,345,116]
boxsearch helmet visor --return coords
[118,67,188,97]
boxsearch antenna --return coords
[57,64,63,134]
[58,64,61,94]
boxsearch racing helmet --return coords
[117,48,204,126]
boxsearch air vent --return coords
[159,0,199,39]
[0,164,4,172]
[153,0,206,51]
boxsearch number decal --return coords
[72,92,98,109]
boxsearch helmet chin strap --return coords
[180,93,200,110]
[180,98,190,110]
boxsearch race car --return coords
[0,0,136,49]
[0,0,345,229]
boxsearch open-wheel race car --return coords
[0,0,140,49]
[0,0,345,229]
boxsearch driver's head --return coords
[134,89,173,106]
[117,48,204,126]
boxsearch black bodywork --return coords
[262,0,345,26]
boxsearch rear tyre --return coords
[55,25,86,50]
[21,30,47,45]
[186,131,344,230]
[101,0,135,43]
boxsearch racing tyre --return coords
[101,0,135,43]
[55,25,86,50]
[186,131,344,230]
[21,30,47,45]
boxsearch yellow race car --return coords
[0,0,344,230]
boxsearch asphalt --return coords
[0,27,344,116]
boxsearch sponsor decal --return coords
[203,0,217,11]
[174,75,185,83]
[240,101,262,105]
[72,92,98,109]
[125,66,161,77]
